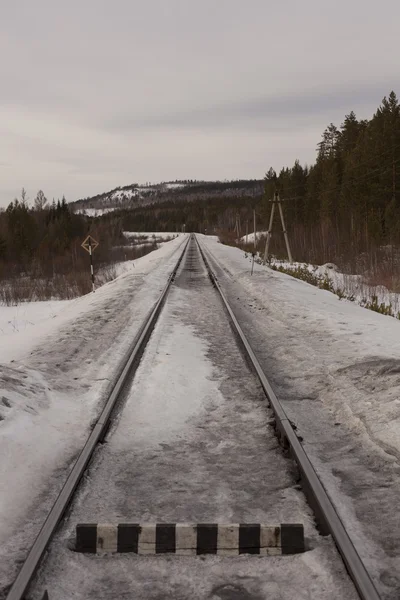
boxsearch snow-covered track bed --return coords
[9,235,365,600]
[196,237,381,600]
[4,239,189,600]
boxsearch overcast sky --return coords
[1,0,399,207]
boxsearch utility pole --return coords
[263,191,293,264]
[234,212,241,239]
[264,200,276,263]
[253,209,256,250]
[278,198,293,263]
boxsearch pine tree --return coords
[34,190,47,211]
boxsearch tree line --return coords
[261,91,400,268]
[0,190,127,300]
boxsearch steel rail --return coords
[195,235,381,600]
[6,235,190,600]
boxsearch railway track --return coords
[6,234,380,600]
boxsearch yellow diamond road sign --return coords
[81,235,99,253]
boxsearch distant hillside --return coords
[70,179,264,216]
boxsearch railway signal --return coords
[81,235,99,292]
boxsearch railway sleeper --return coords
[74,523,305,556]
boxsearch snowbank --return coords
[271,258,400,316]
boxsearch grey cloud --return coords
[104,80,390,132]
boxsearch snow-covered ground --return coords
[0,235,188,593]
[30,238,357,600]
[3,232,400,598]
[200,235,400,599]
[0,300,71,344]
[273,258,400,316]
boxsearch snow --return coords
[137,185,158,193]
[32,546,357,600]
[0,234,188,591]
[74,207,116,217]
[271,257,400,316]
[0,238,182,364]
[240,231,268,243]
[111,189,138,200]
[30,237,358,600]
[0,300,71,342]
[199,235,400,598]
[114,321,212,448]
[3,232,399,597]
[74,190,139,216]
[164,182,186,189]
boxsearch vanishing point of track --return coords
[6,234,380,600]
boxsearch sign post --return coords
[81,235,99,292]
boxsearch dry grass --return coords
[0,241,160,306]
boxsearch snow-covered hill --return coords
[70,181,190,216]
[70,179,264,216]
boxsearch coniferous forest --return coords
[262,90,400,271]
[1,91,400,300]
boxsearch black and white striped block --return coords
[76,523,304,555]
